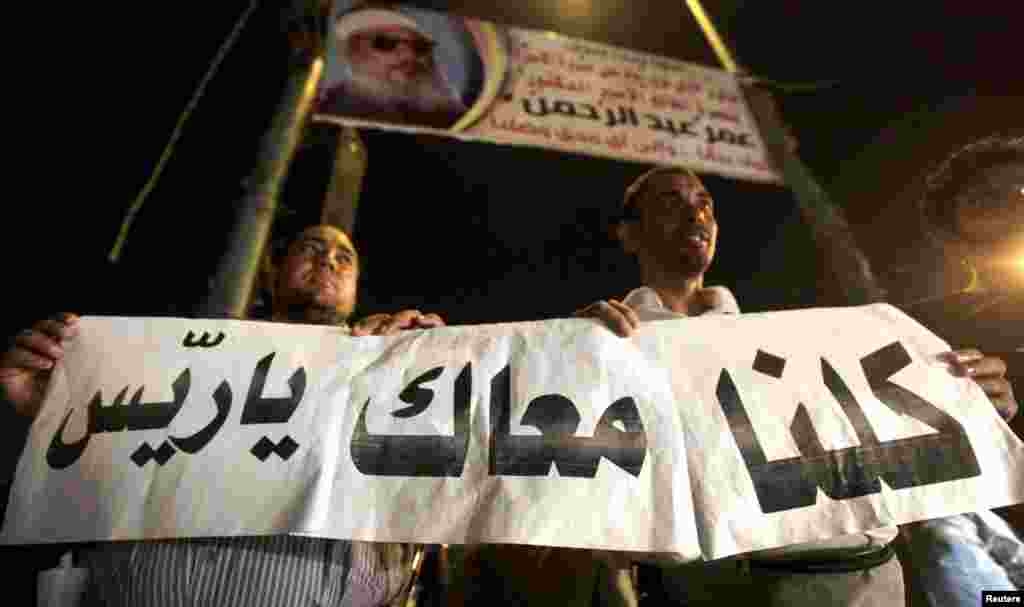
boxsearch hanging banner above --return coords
[3,307,1022,559]
[313,4,780,183]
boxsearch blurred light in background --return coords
[560,0,592,18]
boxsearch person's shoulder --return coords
[700,286,740,315]
[622,286,660,310]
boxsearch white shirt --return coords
[622,286,898,559]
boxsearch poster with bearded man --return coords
[313,2,781,182]
[316,4,485,130]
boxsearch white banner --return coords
[3,305,1022,560]
[313,4,779,183]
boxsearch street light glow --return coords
[559,0,591,18]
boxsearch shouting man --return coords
[576,165,1018,606]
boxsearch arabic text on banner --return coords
[3,306,1022,560]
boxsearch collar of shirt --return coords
[622,285,740,322]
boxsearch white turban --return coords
[334,9,433,43]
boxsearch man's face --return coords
[627,171,718,278]
[347,26,435,85]
[274,225,359,325]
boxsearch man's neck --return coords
[642,267,706,316]
[272,303,349,327]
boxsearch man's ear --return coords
[615,221,640,255]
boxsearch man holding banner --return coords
[576,165,1018,605]
[1,187,1019,607]
[0,223,443,606]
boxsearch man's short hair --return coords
[268,227,304,265]
[919,134,1023,244]
[619,166,702,223]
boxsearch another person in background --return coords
[899,134,1024,606]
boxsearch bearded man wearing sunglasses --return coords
[317,7,469,129]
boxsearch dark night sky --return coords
[7,2,1022,346]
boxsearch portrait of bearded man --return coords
[316,7,475,130]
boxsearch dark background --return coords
[8,3,1022,336]
[4,0,1022,599]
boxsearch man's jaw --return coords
[276,292,351,326]
[282,304,348,326]
[675,243,713,277]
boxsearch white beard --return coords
[345,62,467,118]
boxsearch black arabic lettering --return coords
[46,369,192,469]
[130,441,176,467]
[100,370,192,431]
[393,366,444,418]
[718,342,981,514]
[350,363,471,476]
[605,107,637,128]
[643,113,664,131]
[664,118,700,138]
[660,119,681,136]
[182,330,225,348]
[552,100,577,117]
[578,103,600,121]
[168,380,232,454]
[705,126,753,147]
[643,114,700,138]
[522,97,550,117]
[860,341,981,489]
[240,352,307,461]
[705,126,725,144]
[239,353,306,425]
[488,365,647,478]
[46,394,99,470]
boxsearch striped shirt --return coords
[73,319,423,606]
[81,536,416,606]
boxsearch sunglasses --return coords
[368,34,435,57]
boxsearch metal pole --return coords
[321,126,367,235]
[743,87,886,304]
[199,52,324,318]
[683,0,886,304]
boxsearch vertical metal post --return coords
[321,126,368,235]
[743,87,886,304]
[684,0,885,304]
[199,53,324,318]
